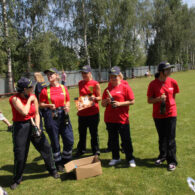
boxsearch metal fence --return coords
[0,63,194,94]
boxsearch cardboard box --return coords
[64,155,102,180]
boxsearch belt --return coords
[14,120,31,124]
[43,107,64,111]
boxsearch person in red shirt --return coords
[39,68,73,172]
[102,66,136,167]
[9,77,59,190]
[147,62,179,171]
[76,65,101,156]
[106,71,129,153]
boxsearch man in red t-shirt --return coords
[102,66,136,167]
[147,62,179,171]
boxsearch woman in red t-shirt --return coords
[102,66,136,167]
[147,62,179,171]
[9,77,59,190]
[39,68,73,172]
[76,65,101,156]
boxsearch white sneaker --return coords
[129,159,136,167]
[108,159,121,166]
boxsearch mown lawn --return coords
[0,70,194,195]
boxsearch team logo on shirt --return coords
[116,91,121,94]
[169,88,173,90]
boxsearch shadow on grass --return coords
[33,156,43,162]
[0,173,50,188]
[1,162,46,174]
[135,157,167,168]
[60,172,76,181]
[100,158,167,169]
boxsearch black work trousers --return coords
[154,117,177,165]
[77,114,99,154]
[12,121,56,184]
[106,123,134,161]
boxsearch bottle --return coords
[30,118,41,138]
[106,89,115,108]
[160,93,166,115]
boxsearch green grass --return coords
[0,70,195,195]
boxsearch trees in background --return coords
[0,0,195,91]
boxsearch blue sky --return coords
[182,0,195,7]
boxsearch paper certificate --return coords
[74,95,94,111]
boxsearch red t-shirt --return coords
[147,77,179,118]
[102,83,134,124]
[39,85,70,108]
[9,94,36,122]
[78,80,100,116]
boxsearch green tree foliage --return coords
[0,0,195,85]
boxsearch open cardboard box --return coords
[64,155,102,180]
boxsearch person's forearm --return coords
[95,96,102,101]
[148,97,161,104]
[34,113,40,129]
[120,100,135,106]
[21,99,32,116]
[40,102,52,109]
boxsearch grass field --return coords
[0,70,195,195]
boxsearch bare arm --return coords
[12,95,35,116]
[95,84,101,101]
[64,101,70,113]
[113,99,135,107]
[147,94,166,104]
[39,102,56,110]
[34,98,40,128]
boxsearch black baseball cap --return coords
[158,62,174,72]
[44,67,58,74]
[109,66,121,75]
[80,65,91,73]
[17,77,35,90]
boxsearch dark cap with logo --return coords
[17,77,35,92]
[44,67,58,74]
[109,66,121,75]
[158,62,174,72]
[80,65,91,73]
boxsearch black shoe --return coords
[56,164,65,172]
[50,170,60,179]
[155,158,166,165]
[10,182,19,190]
[75,150,85,157]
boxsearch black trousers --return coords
[154,117,177,165]
[106,123,134,161]
[12,121,56,184]
[77,114,99,154]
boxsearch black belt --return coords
[14,120,31,124]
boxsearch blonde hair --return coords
[119,72,124,80]
[34,72,45,82]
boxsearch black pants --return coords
[154,117,177,165]
[106,123,134,161]
[12,121,56,184]
[77,114,99,154]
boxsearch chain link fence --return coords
[0,64,194,94]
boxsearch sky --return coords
[182,0,195,7]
